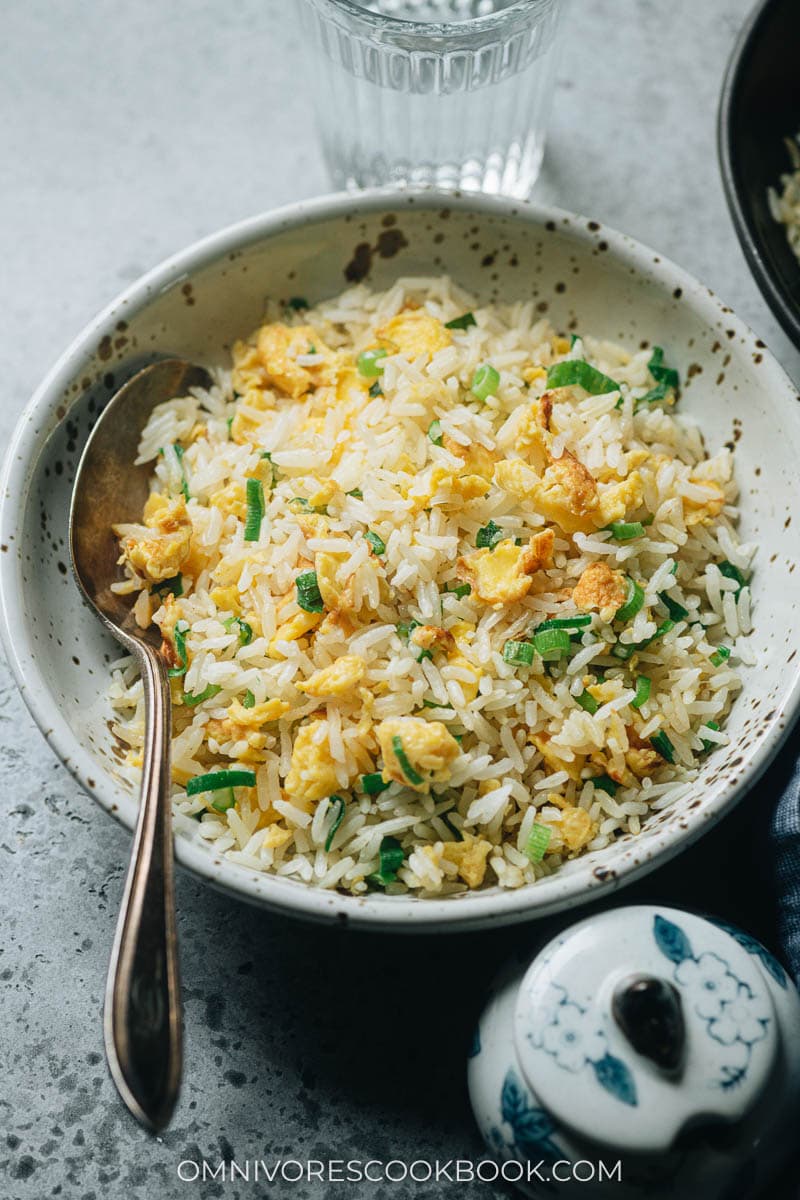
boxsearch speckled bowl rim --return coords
[2,187,799,932]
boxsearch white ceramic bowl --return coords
[2,190,799,932]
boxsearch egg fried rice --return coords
[109,277,753,896]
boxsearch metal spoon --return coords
[69,358,211,1131]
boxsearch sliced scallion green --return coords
[357,348,387,378]
[223,615,253,645]
[242,689,256,709]
[476,519,504,549]
[368,835,405,887]
[286,296,308,310]
[446,582,472,599]
[365,529,386,556]
[392,734,424,785]
[428,419,444,446]
[151,573,183,598]
[260,450,279,488]
[173,443,190,501]
[615,578,644,622]
[635,380,670,410]
[606,520,645,541]
[471,363,500,402]
[659,592,689,621]
[186,768,257,796]
[535,614,592,632]
[718,560,747,595]
[168,620,189,678]
[650,730,675,763]
[445,311,476,331]
[347,487,363,499]
[546,359,621,395]
[532,628,572,661]
[701,720,720,752]
[288,496,328,515]
[368,380,383,398]
[323,795,346,852]
[592,775,618,796]
[710,645,731,667]
[648,346,680,391]
[211,787,236,814]
[361,771,390,795]
[184,683,222,707]
[575,689,599,714]
[503,640,535,666]
[612,619,675,660]
[631,675,651,710]
[525,823,552,863]
[243,477,265,542]
[295,570,324,614]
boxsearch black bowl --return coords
[718,0,800,347]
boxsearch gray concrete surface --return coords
[2,2,800,1198]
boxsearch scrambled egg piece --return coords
[572,562,627,620]
[227,698,290,726]
[456,531,554,608]
[625,726,664,776]
[376,717,461,792]
[117,496,192,582]
[525,452,599,535]
[546,804,597,855]
[595,472,644,526]
[285,720,341,804]
[441,435,496,482]
[210,584,242,616]
[297,655,366,698]
[447,622,481,704]
[263,825,293,850]
[316,552,357,615]
[411,625,456,656]
[254,322,334,400]
[376,310,451,363]
[268,610,323,658]
[209,481,247,520]
[440,835,493,888]
[684,480,726,526]
[530,732,584,781]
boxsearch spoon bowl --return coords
[69,357,211,1131]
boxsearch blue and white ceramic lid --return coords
[514,906,777,1154]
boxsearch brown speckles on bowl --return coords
[97,335,113,362]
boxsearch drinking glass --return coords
[298,0,564,198]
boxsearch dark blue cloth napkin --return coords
[770,748,800,980]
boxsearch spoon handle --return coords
[104,642,181,1131]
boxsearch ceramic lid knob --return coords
[513,906,777,1155]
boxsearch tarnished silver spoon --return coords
[69,358,211,1131]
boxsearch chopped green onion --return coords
[441,812,463,841]
[346,487,363,499]
[226,415,234,436]
[286,296,308,310]
[288,496,328,515]
[151,573,183,598]
[357,348,388,378]
[631,675,651,710]
[427,419,444,446]
[446,582,472,599]
[365,529,386,556]
[421,698,449,710]
[615,578,644,622]
[368,835,405,887]
[710,645,731,667]
[242,689,256,709]
[648,346,680,392]
[323,795,346,852]
[260,450,279,488]
[295,570,324,614]
[569,333,581,348]
[535,614,592,632]
[592,775,618,796]
[606,520,645,541]
[172,443,190,501]
[471,363,500,402]
[392,735,424,785]
[368,380,383,398]
[445,311,476,331]
[362,772,390,795]
[503,640,535,666]
[613,619,675,660]
[532,628,572,661]
[525,823,552,863]
[546,359,621,396]
[243,477,265,542]
[184,683,222,707]
[701,720,720,752]
[635,380,670,410]
[396,620,431,662]
[575,689,599,714]
[168,619,189,678]
[659,592,689,621]
[223,616,253,645]
[650,730,675,763]
[211,788,235,814]
[718,560,747,595]
[476,519,504,549]
[186,768,257,796]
